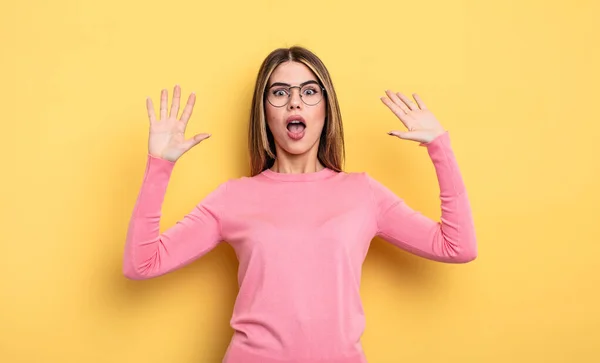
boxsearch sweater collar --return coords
[260,167,337,182]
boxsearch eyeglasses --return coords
[265,80,325,107]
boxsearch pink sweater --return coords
[123,131,477,363]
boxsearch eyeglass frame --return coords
[264,80,326,108]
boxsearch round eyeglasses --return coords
[265,81,326,107]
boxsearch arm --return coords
[367,131,477,263]
[122,154,228,280]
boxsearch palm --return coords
[146,85,211,162]
[380,90,446,144]
[148,122,186,160]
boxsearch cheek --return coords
[265,104,282,130]
[311,105,327,131]
[264,106,276,131]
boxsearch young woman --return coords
[123,46,477,363]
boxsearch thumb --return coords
[388,130,428,143]
[183,133,211,151]
[388,130,412,139]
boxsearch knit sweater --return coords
[122,130,477,363]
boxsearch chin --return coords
[276,132,320,156]
[281,144,311,155]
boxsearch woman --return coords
[123,46,477,363]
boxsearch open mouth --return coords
[286,120,306,133]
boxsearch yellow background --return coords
[1,0,598,362]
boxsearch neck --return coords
[271,143,324,174]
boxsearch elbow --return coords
[449,239,478,263]
[438,234,477,263]
[123,268,145,280]
[122,265,147,280]
[122,258,154,280]
[443,225,478,263]
[452,249,477,263]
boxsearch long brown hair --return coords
[248,46,345,176]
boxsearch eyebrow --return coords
[267,80,320,89]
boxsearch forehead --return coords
[268,61,318,86]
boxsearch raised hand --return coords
[147,85,211,162]
[380,90,446,144]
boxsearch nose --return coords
[287,87,302,109]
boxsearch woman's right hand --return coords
[147,85,211,162]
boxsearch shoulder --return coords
[210,173,269,197]
[337,169,376,183]
[332,170,379,192]
[221,173,264,188]
[340,170,397,199]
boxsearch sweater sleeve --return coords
[122,154,228,280]
[366,131,477,263]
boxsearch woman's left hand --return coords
[380,90,446,144]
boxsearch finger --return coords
[388,130,411,139]
[160,89,169,121]
[183,133,211,151]
[385,90,410,113]
[146,97,156,123]
[413,93,428,110]
[388,129,429,142]
[380,96,414,128]
[179,92,196,126]
[396,92,418,111]
[170,85,181,119]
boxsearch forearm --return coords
[422,131,477,262]
[123,154,176,279]
[373,131,478,263]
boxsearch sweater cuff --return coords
[144,153,176,186]
[418,130,448,147]
[148,153,176,165]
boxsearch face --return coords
[264,61,326,157]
